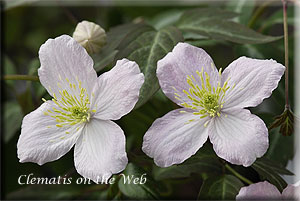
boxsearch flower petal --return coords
[74,118,128,183]
[91,59,144,120]
[236,181,281,200]
[221,57,285,109]
[17,101,83,165]
[282,181,300,200]
[38,35,97,98]
[142,109,209,167]
[208,108,268,166]
[157,42,219,106]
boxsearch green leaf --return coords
[177,8,281,44]
[118,163,160,200]
[261,7,294,31]
[147,9,184,30]
[6,184,81,200]
[116,26,184,108]
[198,175,244,200]
[252,158,288,192]
[4,0,40,10]
[226,0,255,25]
[3,101,23,143]
[266,127,294,167]
[93,23,150,72]
[3,55,17,88]
[153,143,222,180]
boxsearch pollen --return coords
[43,77,96,128]
[174,67,231,119]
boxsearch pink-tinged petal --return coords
[17,101,83,165]
[236,181,281,200]
[221,57,285,109]
[74,119,128,183]
[209,108,268,166]
[282,181,300,200]
[157,42,219,106]
[38,35,97,98]
[142,108,209,167]
[92,59,144,120]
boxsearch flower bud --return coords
[73,20,107,54]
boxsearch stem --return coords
[225,164,253,185]
[3,74,39,82]
[282,0,289,109]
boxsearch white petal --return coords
[221,57,285,109]
[236,181,281,200]
[142,109,209,167]
[38,35,97,98]
[74,118,128,183]
[17,101,83,165]
[91,59,144,120]
[282,181,300,200]
[208,108,268,166]
[157,42,219,106]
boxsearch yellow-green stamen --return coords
[175,67,231,119]
[43,77,96,128]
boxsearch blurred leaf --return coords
[198,175,243,200]
[252,158,288,192]
[118,163,160,200]
[7,184,80,200]
[27,58,46,99]
[147,9,184,30]
[16,87,34,115]
[116,26,184,108]
[268,108,294,136]
[4,0,40,10]
[153,143,222,180]
[261,7,294,31]
[94,23,150,72]
[177,8,282,44]
[3,101,23,143]
[266,127,294,167]
[254,158,293,175]
[3,55,17,88]
[234,44,264,59]
[226,0,255,25]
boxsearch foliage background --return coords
[1,0,297,200]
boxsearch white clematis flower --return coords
[17,35,144,182]
[142,42,285,167]
[236,181,300,200]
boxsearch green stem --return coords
[225,164,253,185]
[282,0,289,109]
[3,74,39,82]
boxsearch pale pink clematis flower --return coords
[236,181,300,200]
[17,35,144,182]
[142,43,285,167]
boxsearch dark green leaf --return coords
[93,23,150,72]
[261,7,294,31]
[254,158,293,175]
[118,163,160,200]
[252,158,288,192]
[3,55,17,88]
[147,9,184,30]
[177,8,281,44]
[6,184,80,200]
[3,101,23,143]
[198,175,243,200]
[266,127,294,167]
[153,143,222,180]
[116,26,184,108]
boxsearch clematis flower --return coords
[17,35,144,182]
[236,181,300,200]
[142,43,285,167]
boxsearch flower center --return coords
[43,77,96,128]
[174,67,232,119]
